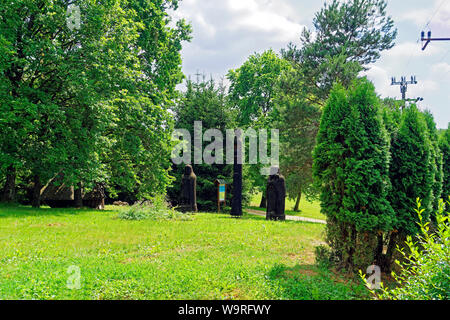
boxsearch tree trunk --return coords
[383,231,400,272]
[31,174,42,208]
[1,166,16,202]
[374,233,385,269]
[293,189,302,212]
[74,182,83,208]
[259,190,267,208]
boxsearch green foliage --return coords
[313,78,395,270]
[440,125,450,205]
[169,77,238,211]
[118,195,192,221]
[362,199,450,300]
[422,110,444,213]
[227,49,291,127]
[276,66,322,207]
[277,0,397,209]
[0,0,191,205]
[283,0,396,105]
[227,50,291,199]
[314,245,337,270]
[388,105,434,236]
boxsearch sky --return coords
[171,0,450,129]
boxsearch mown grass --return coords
[250,193,326,221]
[0,204,366,300]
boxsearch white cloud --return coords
[399,0,450,34]
[169,0,450,128]
[432,62,450,79]
[386,41,444,58]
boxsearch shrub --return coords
[361,198,450,300]
[313,78,395,271]
[117,195,193,221]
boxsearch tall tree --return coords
[227,50,291,207]
[422,110,443,213]
[287,0,397,105]
[0,0,191,206]
[387,105,434,258]
[277,0,397,212]
[313,78,395,271]
[439,125,450,206]
[168,76,237,211]
[276,67,321,211]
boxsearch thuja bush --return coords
[313,78,395,271]
[387,105,435,264]
[362,199,450,300]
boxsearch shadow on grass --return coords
[0,204,114,219]
[267,264,370,300]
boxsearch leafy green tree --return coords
[101,0,191,201]
[276,67,321,211]
[0,0,191,206]
[227,50,290,127]
[227,50,291,207]
[313,78,395,271]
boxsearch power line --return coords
[423,0,447,30]
[421,0,450,50]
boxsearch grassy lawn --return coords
[249,193,326,221]
[0,205,367,300]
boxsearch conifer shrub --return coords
[313,78,395,271]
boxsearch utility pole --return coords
[391,76,418,102]
[421,31,450,51]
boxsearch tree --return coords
[422,110,443,213]
[0,0,191,206]
[439,125,450,206]
[387,105,434,258]
[168,76,237,211]
[227,50,291,207]
[277,0,397,211]
[291,0,396,105]
[276,67,321,211]
[313,78,395,271]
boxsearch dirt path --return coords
[246,209,327,225]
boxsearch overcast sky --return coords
[172,0,450,129]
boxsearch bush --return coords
[118,195,193,221]
[313,79,395,271]
[361,198,450,300]
[315,245,337,269]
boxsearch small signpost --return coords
[215,179,227,213]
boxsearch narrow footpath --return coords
[246,209,327,225]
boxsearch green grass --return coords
[0,204,366,300]
[249,193,326,221]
